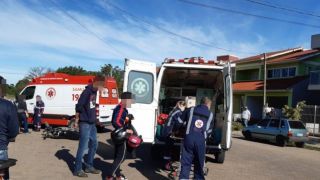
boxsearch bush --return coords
[282,101,306,121]
[232,122,243,131]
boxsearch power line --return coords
[177,0,320,29]
[103,0,248,54]
[244,0,320,18]
[48,0,124,57]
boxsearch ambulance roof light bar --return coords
[164,57,217,65]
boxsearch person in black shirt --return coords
[73,75,105,178]
[0,82,19,179]
[17,95,29,134]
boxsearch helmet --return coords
[157,114,169,125]
[127,135,143,148]
[111,128,127,144]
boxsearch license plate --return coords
[297,133,303,137]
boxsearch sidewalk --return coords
[232,131,320,150]
[305,136,320,150]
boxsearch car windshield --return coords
[288,121,306,129]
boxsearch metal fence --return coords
[301,105,320,135]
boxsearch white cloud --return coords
[0,0,268,83]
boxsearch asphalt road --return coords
[8,129,320,180]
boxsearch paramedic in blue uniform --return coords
[162,101,186,170]
[73,75,105,177]
[106,92,134,180]
[179,97,214,180]
[33,95,44,131]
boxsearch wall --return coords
[236,69,260,81]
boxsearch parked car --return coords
[242,118,309,147]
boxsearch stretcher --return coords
[167,135,209,180]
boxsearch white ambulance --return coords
[19,73,119,129]
[123,57,233,163]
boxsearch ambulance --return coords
[123,57,233,163]
[19,73,119,129]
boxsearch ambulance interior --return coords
[159,68,225,144]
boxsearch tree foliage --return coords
[9,64,124,99]
[282,101,306,121]
[25,67,51,80]
[100,64,124,93]
[56,66,87,75]
[15,78,30,94]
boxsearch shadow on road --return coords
[55,149,75,173]
[128,144,170,180]
[96,141,115,160]
[55,147,112,179]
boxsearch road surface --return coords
[8,129,320,180]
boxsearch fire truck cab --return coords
[123,57,233,163]
[20,73,119,128]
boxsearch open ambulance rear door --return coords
[123,59,158,143]
[222,63,233,150]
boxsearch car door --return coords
[253,119,270,139]
[20,85,36,113]
[123,58,158,143]
[266,119,281,142]
[221,63,233,150]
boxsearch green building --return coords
[232,43,320,120]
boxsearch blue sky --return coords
[0,0,320,84]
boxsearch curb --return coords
[305,143,320,151]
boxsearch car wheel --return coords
[295,142,305,148]
[244,131,252,140]
[214,151,225,164]
[276,136,287,147]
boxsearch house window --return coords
[267,67,296,79]
[310,71,320,85]
[288,67,296,76]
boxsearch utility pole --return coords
[263,53,267,106]
[262,53,267,119]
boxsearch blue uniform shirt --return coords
[181,104,214,139]
[162,108,183,137]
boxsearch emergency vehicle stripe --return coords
[116,104,124,127]
[205,112,214,139]
[186,107,194,135]
[166,110,180,127]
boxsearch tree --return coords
[56,66,88,75]
[5,84,16,98]
[25,67,51,80]
[15,78,30,94]
[100,64,124,93]
[282,101,306,121]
